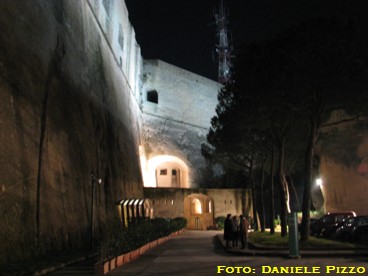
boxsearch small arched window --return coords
[147,90,158,104]
[193,198,202,214]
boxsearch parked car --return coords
[309,218,319,235]
[298,218,319,235]
[352,224,368,244]
[315,211,356,237]
[336,215,368,241]
[321,221,345,238]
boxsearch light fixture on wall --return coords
[316,178,323,187]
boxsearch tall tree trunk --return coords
[301,96,324,241]
[301,121,318,241]
[269,147,276,235]
[259,153,266,232]
[277,142,289,237]
[249,151,259,231]
[241,188,248,217]
[288,176,300,211]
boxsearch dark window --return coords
[160,169,167,175]
[172,169,177,176]
[147,90,158,104]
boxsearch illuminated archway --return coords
[142,155,189,188]
[184,194,214,230]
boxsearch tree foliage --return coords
[203,16,368,238]
[272,17,368,241]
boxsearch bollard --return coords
[288,212,300,258]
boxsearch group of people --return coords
[223,214,249,249]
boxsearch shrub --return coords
[170,217,187,232]
[99,217,186,260]
[215,216,226,230]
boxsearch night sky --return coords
[125,0,368,81]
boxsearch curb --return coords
[95,229,185,275]
[33,253,96,276]
[216,234,368,258]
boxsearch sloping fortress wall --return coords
[318,120,368,216]
[312,111,368,216]
[320,156,368,215]
[0,0,221,264]
[0,0,144,263]
[140,60,222,188]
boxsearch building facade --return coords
[144,188,251,230]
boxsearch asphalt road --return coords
[106,230,368,276]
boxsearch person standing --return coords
[224,214,232,248]
[239,215,249,249]
[231,215,239,248]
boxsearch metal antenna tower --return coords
[214,0,233,84]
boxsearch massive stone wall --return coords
[0,0,143,263]
[320,156,368,215]
[319,129,368,215]
[317,111,368,215]
[141,60,222,187]
[142,60,220,128]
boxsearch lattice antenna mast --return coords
[214,0,233,84]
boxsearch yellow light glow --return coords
[193,198,202,214]
[139,145,149,186]
[316,178,323,187]
[141,155,189,188]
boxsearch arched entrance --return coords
[184,194,214,230]
[143,155,189,188]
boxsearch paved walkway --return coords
[105,230,368,276]
[107,230,228,276]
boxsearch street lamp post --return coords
[90,171,103,249]
[90,171,96,249]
